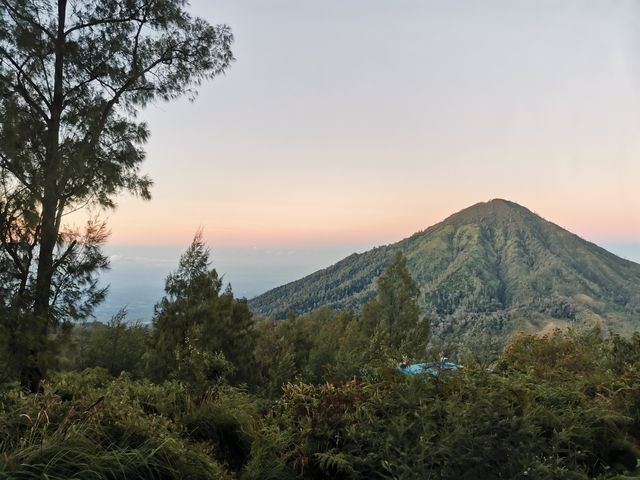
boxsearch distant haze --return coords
[94,240,640,323]
[94,243,372,321]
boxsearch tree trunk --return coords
[23,192,58,392]
[20,0,67,394]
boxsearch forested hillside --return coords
[251,199,640,339]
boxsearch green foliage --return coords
[361,251,431,360]
[252,256,432,395]
[0,370,241,479]
[182,395,255,473]
[3,316,640,479]
[148,232,256,385]
[253,307,380,394]
[250,248,389,319]
[173,336,237,392]
[253,318,299,396]
[59,309,150,378]
[247,328,640,479]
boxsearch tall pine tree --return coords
[362,251,430,360]
[149,232,255,385]
[0,0,234,391]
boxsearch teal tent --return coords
[397,360,463,377]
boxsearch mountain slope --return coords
[250,200,640,337]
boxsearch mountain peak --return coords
[445,198,536,223]
[476,198,518,207]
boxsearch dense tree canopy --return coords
[0,0,234,390]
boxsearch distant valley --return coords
[94,244,373,321]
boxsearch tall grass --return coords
[0,369,237,479]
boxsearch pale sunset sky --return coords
[92,0,640,320]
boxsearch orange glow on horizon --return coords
[102,198,640,248]
[68,0,640,251]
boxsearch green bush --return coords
[2,323,640,479]
[245,329,640,479]
[0,370,255,479]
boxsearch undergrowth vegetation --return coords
[1,329,639,479]
[0,369,253,479]
[245,329,640,480]
[2,242,640,478]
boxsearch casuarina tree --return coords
[0,0,234,391]
[362,251,431,360]
[149,231,255,385]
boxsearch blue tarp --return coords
[397,360,463,377]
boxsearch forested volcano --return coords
[250,199,640,338]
